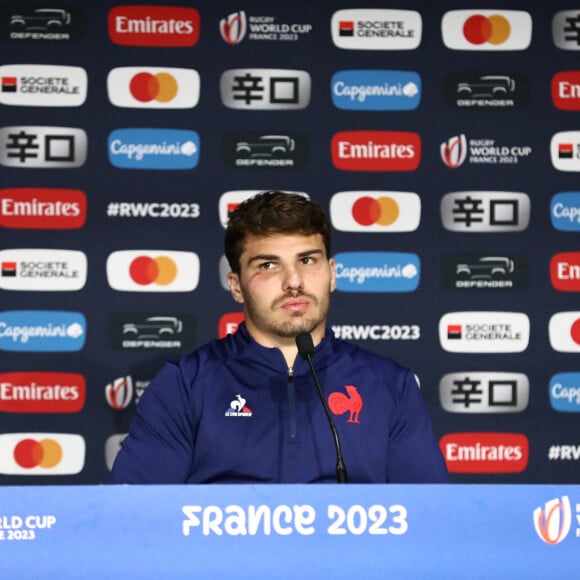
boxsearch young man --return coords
[109,191,449,484]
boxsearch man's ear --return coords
[329,257,337,293]
[227,272,244,304]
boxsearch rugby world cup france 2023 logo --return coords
[533,496,573,544]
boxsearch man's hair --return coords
[224,190,332,275]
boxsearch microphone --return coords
[296,332,348,484]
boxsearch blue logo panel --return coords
[108,128,200,169]
[551,192,580,232]
[334,252,420,292]
[0,310,86,352]
[549,373,580,412]
[331,70,421,111]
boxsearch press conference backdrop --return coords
[1,0,580,485]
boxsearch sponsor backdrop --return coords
[1,0,580,485]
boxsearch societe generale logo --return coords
[552,71,580,110]
[439,311,530,353]
[108,5,200,47]
[0,249,87,291]
[440,432,529,473]
[331,131,421,171]
[218,312,245,338]
[441,10,532,51]
[550,252,580,291]
[533,496,572,544]
[0,432,85,475]
[329,191,420,232]
[106,250,200,292]
[551,131,580,171]
[107,67,200,109]
[218,190,308,228]
[0,64,87,106]
[0,188,86,229]
[331,9,422,50]
[549,311,580,352]
[0,372,86,413]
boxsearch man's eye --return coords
[301,256,315,264]
[259,262,276,270]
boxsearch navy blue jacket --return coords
[109,323,449,484]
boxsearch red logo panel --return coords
[0,188,86,229]
[108,6,200,47]
[551,252,580,291]
[218,312,245,338]
[331,131,421,171]
[0,372,86,413]
[552,71,580,111]
[440,432,529,473]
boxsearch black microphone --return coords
[296,332,348,484]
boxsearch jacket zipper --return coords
[287,367,296,439]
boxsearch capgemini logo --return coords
[441,134,467,168]
[533,496,572,544]
[220,11,247,45]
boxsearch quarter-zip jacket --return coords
[109,323,449,484]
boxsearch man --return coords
[109,191,449,484]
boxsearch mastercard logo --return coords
[0,433,85,474]
[107,67,200,109]
[442,10,531,51]
[107,250,200,292]
[129,255,177,285]
[330,191,420,232]
[352,196,399,225]
[130,72,178,102]
[463,14,510,45]
[14,438,63,468]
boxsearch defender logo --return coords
[444,72,529,109]
[222,132,308,168]
[442,253,528,289]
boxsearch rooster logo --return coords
[328,385,363,423]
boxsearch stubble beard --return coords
[248,290,330,339]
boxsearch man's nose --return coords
[282,264,304,290]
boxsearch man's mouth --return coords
[280,298,310,313]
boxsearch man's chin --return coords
[274,318,318,338]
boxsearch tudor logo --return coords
[331,131,421,171]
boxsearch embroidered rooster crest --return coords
[328,385,363,423]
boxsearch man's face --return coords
[227,233,336,347]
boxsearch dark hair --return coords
[224,190,332,274]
